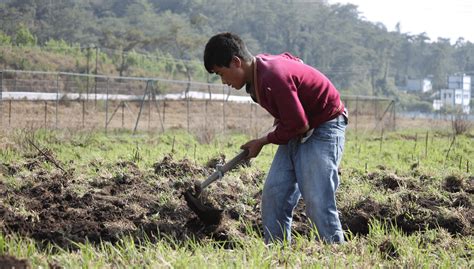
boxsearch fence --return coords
[0,70,396,138]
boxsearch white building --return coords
[448,74,471,90]
[406,78,432,92]
[433,74,471,114]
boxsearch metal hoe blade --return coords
[184,149,248,225]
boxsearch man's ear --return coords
[230,56,242,68]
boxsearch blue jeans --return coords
[261,117,346,244]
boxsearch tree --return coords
[14,24,37,46]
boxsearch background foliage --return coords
[1,0,473,109]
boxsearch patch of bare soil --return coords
[0,255,30,269]
[0,154,265,249]
[340,173,473,237]
[0,154,472,249]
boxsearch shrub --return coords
[14,25,37,47]
[0,30,12,45]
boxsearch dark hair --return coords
[203,32,253,73]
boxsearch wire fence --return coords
[0,70,397,138]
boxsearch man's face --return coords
[212,56,246,90]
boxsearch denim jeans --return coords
[261,117,346,244]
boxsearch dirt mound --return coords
[0,156,266,249]
[340,172,473,236]
[0,255,30,269]
[153,154,207,178]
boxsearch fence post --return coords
[105,78,109,134]
[121,101,125,128]
[392,101,396,130]
[86,47,90,98]
[8,100,11,126]
[13,71,16,92]
[94,46,99,107]
[82,99,85,128]
[355,96,359,134]
[186,87,190,133]
[148,88,151,131]
[205,99,208,128]
[222,85,226,134]
[44,101,48,128]
[162,99,166,128]
[55,73,59,129]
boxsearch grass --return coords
[0,224,471,268]
[0,128,473,268]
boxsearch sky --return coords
[327,0,474,43]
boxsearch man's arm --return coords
[241,136,269,159]
[241,122,309,159]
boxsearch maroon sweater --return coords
[254,53,344,145]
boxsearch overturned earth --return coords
[0,153,472,249]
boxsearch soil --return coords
[0,255,30,269]
[0,154,472,249]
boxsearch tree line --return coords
[1,0,473,108]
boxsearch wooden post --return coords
[186,88,190,133]
[413,133,418,151]
[392,101,396,130]
[424,132,429,158]
[44,101,47,128]
[94,46,99,107]
[134,80,150,134]
[55,73,59,129]
[194,144,197,164]
[162,100,166,129]
[105,78,109,134]
[355,96,359,134]
[171,136,176,153]
[205,99,208,128]
[8,100,11,126]
[82,99,85,128]
[148,92,151,131]
[222,86,226,134]
[379,128,384,153]
[121,101,125,128]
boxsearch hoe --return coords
[183,149,249,225]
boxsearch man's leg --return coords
[261,144,300,244]
[295,120,346,243]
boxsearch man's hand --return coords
[240,136,269,159]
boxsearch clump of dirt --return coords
[340,198,392,235]
[379,174,403,191]
[443,175,464,193]
[0,163,21,176]
[465,176,474,194]
[153,154,207,178]
[378,239,399,259]
[205,154,226,168]
[0,255,30,269]
[451,194,472,208]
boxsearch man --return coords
[204,32,348,244]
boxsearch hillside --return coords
[1,0,474,111]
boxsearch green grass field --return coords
[0,128,472,268]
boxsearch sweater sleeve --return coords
[265,73,308,145]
